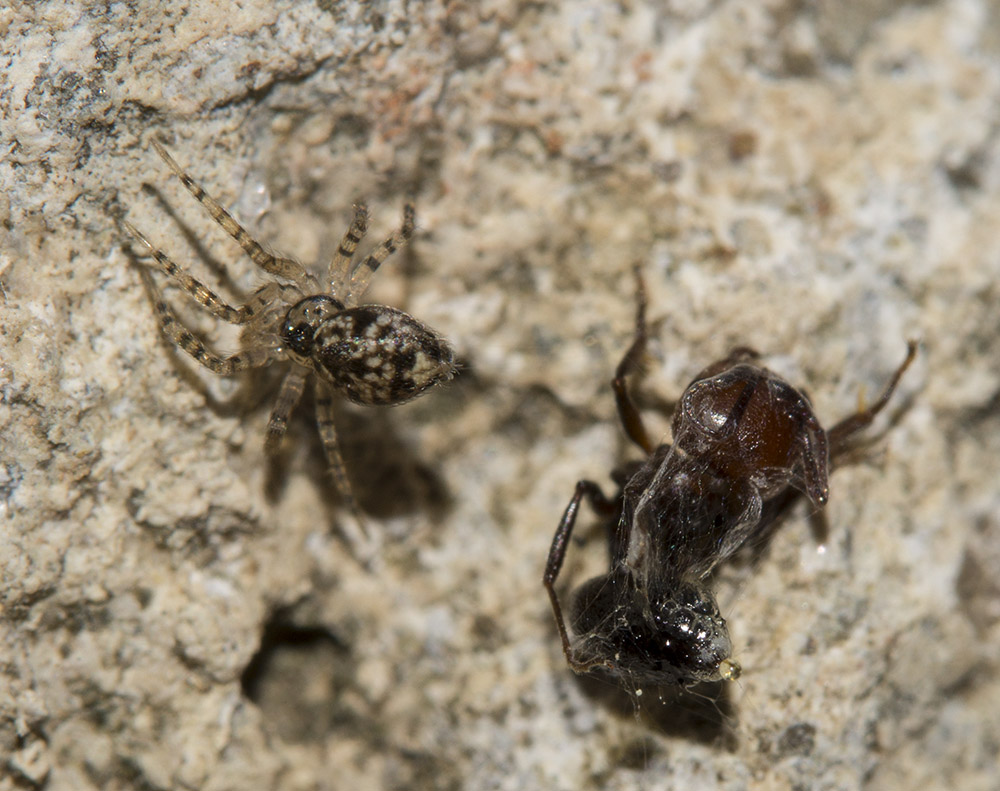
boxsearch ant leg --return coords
[348,204,415,302]
[828,341,917,459]
[327,203,369,295]
[138,268,277,374]
[613,267,655,454]
[544,480,617,672]
[264,368,307,454]
[150,139,319,293]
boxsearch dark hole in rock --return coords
[240,611,360,744]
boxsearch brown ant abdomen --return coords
[674,361,830,507]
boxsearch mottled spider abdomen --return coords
[314,305,456,406]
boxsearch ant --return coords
[544,270,916,688]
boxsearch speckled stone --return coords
[2,1,998,790]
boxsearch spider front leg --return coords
[137,268,278,375]
[347,204,416,303]
[543,480,618,673]
[122,219,255,325]
[150,139,319,293]
[123,219,294,329]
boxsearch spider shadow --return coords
[263,386,453,523]
[120,242,259,413]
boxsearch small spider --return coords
[544,271,916,688]
[121,139,456,517]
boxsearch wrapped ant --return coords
[544,272,916,687]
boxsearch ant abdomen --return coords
[674,363,829,506]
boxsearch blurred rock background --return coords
[1,1,998,789]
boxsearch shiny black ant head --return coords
[281,296,345,362]
[570,570,740,687]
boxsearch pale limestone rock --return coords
[2,1,998,789]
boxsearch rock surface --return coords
[2,1,998,789]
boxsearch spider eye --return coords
[281,296,341,359]
[306,301,333,320]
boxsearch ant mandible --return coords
[544,270,916,687]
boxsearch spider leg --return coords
[313,378,382,565]
[327,203,369,296]
[613,267,656,454]
[150,139,319,292]
[828,341,917,458]
[264,368,307,454]
[123,218,264,325]
[348,203,415,302]
[313,378,360,514]
[138,267,277,375]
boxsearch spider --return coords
[121,139,457,518]
[543,270,916,688]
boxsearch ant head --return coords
[281,296,344,363]
[571,571,738,686]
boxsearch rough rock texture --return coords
[2,1,998,789]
